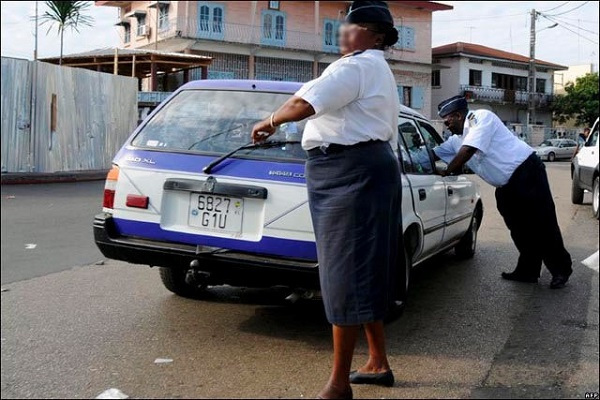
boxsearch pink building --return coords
[96,1,452,117]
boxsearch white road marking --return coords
[154,358,173,364]
[581,250,599,272]
[95,388,129,399]
[24,244,37,250]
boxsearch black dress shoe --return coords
[550,274,570,289]
[349,370,394,387]
[501,271,538,283]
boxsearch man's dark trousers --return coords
[495,153,572,278]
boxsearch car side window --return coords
[416,121,443,148]
[586,126,598,147]
[398,117,434,174]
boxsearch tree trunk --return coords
[59,28,64,65]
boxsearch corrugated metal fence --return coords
[1,57,138,173]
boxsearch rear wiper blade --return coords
[202,140,301,174]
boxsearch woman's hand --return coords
[251,119,277,144]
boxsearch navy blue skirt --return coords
[305,140,401,325]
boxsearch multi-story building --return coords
[96,0,452,118]
[431,42,567,130]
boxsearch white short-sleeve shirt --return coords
[294,49,399,151]
[434,109,533,187]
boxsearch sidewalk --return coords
[1,170,108,185]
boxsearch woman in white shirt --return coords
[251,2,401,398]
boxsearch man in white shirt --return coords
[433,96,572,289]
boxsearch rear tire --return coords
[455,209,480,259]
[593,176,599,220]
[571,172,584,204]
[548,152,556,162]
[159,267,208,298]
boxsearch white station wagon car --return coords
[534,138,578,161]
[94,80,483,301]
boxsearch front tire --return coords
[571,171,584,204]
[593,176,599,220]
[455,209,480,259]
[159,267,208,298]
[547,152,556,162]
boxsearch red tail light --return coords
[103,189,116,209]
[126,194,149,209]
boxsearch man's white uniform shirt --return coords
[434,109,533,187]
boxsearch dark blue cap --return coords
[345,1,394,26]
[438,95,468,117]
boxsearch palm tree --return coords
[39,1,94,65]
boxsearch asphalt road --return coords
[1,162,598,399]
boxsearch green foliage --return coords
[552,72,599,127]
[38,1,94,64]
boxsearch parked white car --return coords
[572,118,599,219]
[94,80,483,302]
[534,138,578,162]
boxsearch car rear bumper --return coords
[93,213,320,289]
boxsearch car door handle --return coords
[447,186,454,196]
[418,189,427,201]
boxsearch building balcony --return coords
[157,17,341,54]
[460,85,553,108]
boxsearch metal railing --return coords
[461,85,553,107]
[138,91,172,105]
[158,17,335,53]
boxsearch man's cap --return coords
[345,1,394,26]
[438,95,468,118]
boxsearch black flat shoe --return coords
[349,370,394,387]
[550,274,570,289]
[501,271,538,283]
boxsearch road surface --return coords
[1,162,598,399]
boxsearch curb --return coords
[1,170,108,185]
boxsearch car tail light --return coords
[103,189,116,209]
[126,194,149,209]
[103,166,119,209]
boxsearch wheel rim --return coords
[594,179,599,213]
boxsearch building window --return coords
[136,14,147,36]
[394,26,415,51]
[268,1,280,10]
[536,78,546,93]
[323,19,341,52]
[261,10,286,46]
[469,69,482,86]
[158,4,169,31]
[197,3,225,40]
[516,76,527,91]
[123,24,131,43]
[431,70,440,87]
[397,85,412,106]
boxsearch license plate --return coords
[188,193,243,233]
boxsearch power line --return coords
[540,1,570,13]
[545,17,599,45]
[544,1,590,17]
[543,13,599,35]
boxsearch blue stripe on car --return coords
[113,218,318,260]
[115,149,306,184]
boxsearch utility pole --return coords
[33,1,38,60]
[528,8,536,126]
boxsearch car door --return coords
[416,120,473,243]
[578,124,599,189]
[398,117,446,257]
[562,140,577,159]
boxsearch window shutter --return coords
[411,86,424,109]
[397,85,404,105]
[403,27,415,50]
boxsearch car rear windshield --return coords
[131,89,307,161]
